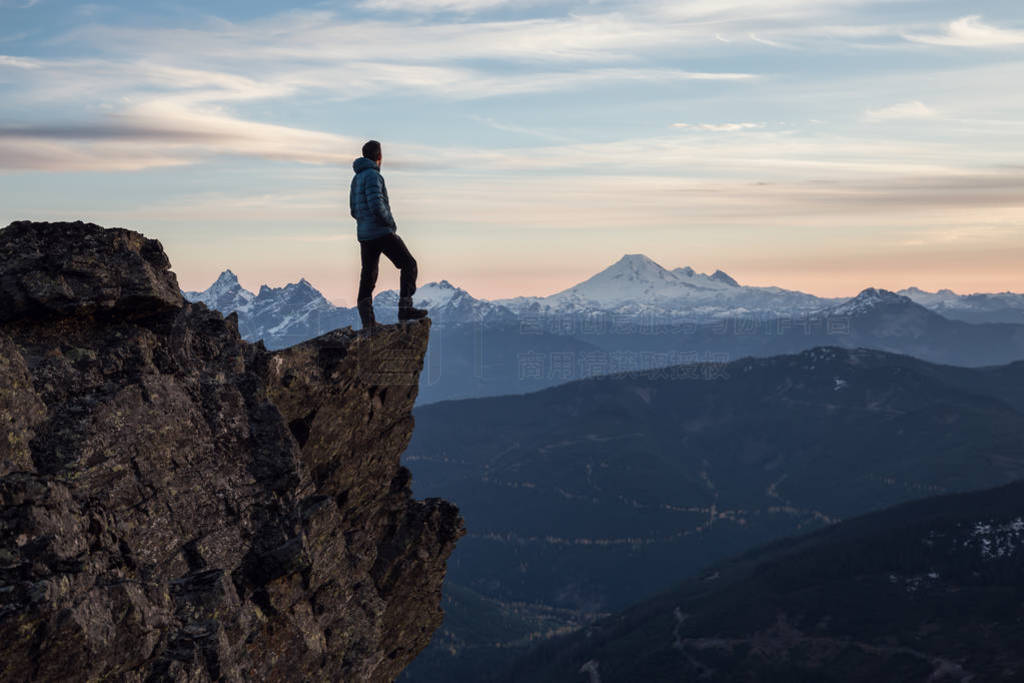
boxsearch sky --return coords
[1,0,1023,304]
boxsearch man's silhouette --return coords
[351,140,427,329]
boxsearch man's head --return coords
[362,140,382,166]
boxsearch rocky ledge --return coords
[0,221,463,682]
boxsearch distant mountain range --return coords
[184,271,514,348]
[185,270,359,348]
[497,480,1024,682]
[399,346,1024,681]
[185,254,1024,336]
[899,286,1024,324]
[184,257,1024,403]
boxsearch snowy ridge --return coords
[256,280,335,335]
[184,259,1024,348]
[185,272,356,349]
[372,279,516,324]
[184,269,255,316]
[184,271,514,345]
[496,254,836,319]
[900,286,1024,310]
[820,288,915,317]
[898,286,1024,323]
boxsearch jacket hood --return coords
[353,157,379,173]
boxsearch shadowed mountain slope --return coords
[401,347,1024,680]
[500,480,1024,682]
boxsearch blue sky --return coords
[1,0,1023,303]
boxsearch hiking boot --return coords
[398,296,428,321]
[358,298,382,332]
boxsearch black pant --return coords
[357,233,417,305]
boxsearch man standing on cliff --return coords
[351,140,427,329]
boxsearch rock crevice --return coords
[0,221,462,682]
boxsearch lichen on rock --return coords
[0,221,463,682]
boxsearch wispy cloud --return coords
[0,19,758,170]
[748,32,794,49]
[673,122,764,132]
[0,66,757,171]
[1,5,1019,178]
[84,164,1024,232]
[357,0,525,12]
[0,95,360,170]
[899,224,1021,247]
[904,15,1024,48]
[446,131,993,178]
[469,116,568,142]
[864,100,937,121]
[0,138,191,172]
[62,11,722,65]
[0,54,40,68]
[650,0,905,22]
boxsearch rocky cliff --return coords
[0,221,463,682]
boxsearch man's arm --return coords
[363,172,397,229]
[349,178,358,219]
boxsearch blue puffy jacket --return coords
[350,157,397,242]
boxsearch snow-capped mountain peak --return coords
[607,254,675,281]
[185,269,255,314]
[213,269,239,287]
[412,280,468,308]
[288,278,320,295]
[260,279,331,308]
[710,269,739,287]
[853,287,909,305]
[543,254,684,309]
[371,280,516,324]
[826,288,915,316]
[493,253,836,318]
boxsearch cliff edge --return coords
[0,221,463,682]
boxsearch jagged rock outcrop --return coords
[0,221,463,682]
